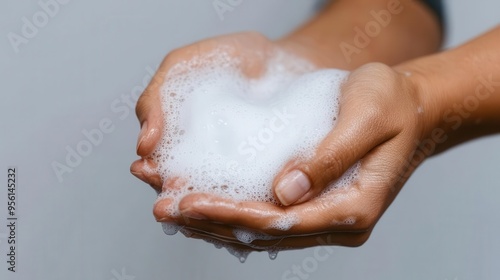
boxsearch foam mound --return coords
[151,48,359,262]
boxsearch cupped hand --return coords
[130,32,325,190]
[151,62,436,249]
[131,31,434,249]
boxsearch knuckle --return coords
[307,152,345,191]
[361,102,385,121]
[316,151,345,179]
[349,204,379,232]
[353,219,372,232]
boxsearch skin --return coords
[131,0,500,250]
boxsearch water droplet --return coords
[268,250,279,260]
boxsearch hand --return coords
[129,31,329,191]
[130,31,345,250]
[131,3,500,252]
[146,62,436,249]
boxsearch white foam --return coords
[152,48,359,261]
[267,214,300,231]
[161,222,181,235]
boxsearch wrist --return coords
[395,60,447,139]
[395,49,500,152]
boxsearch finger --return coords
[160,148,394,239]
[152,176,195,222]
[187,232,266,254]
[188,229,370,249]
[181,221,239,240]
[134,44,204,157]
[256,231,370,248]
[135,69,165,157]
[130,158,162,191]
[354,130,418,207]
[177,187,375,236]
[187,231,273,252]
[273,73,398,206]
[153,197,176,222]
[175,217,282,245]
[178,193,287,234]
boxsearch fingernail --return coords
[136,120,148,153]
[182,208,207,220]
[275,170,311,206]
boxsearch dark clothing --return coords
[314,0,446,30]
[422,0,445,25]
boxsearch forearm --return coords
[399,26,500,151]
[279,0,442,69]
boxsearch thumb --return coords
[273,102,394,206]
[135,71,165,157]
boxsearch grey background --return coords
[0,0,499,279]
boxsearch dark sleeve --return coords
[421,0,445,27]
